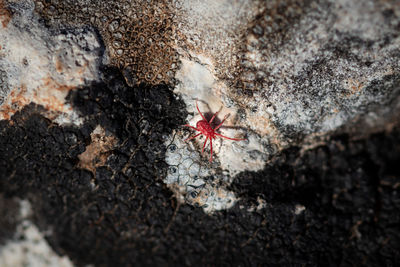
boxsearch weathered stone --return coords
[0,0,400,266]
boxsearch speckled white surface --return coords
[164,134,237,213]
[0,200,74,267]
[0,0,101,125]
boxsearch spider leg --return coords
[209,110,219,124]
[202,137,208,153]
[196,100,207,121]
[209,138,213,162]
[185,133,201,142]
[214,113,230,131]
[215,132,246,141]
[184,124,200,131]
[209,105,223,124]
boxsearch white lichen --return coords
[0,0,102,125]
[164,134,236,213]
[0,199,74,267]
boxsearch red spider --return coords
[184,100,246,162]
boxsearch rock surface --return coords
[0,0,399,266]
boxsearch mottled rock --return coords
[3,0,399,164]
[0,0,102,124]
[174,0,400,162]
[0,0,400,266]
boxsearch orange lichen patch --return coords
[55,56,64,73]
[343,78,364,97]
[247,112,278,137]
[78,126,117,175]
[250,116,272,135]
[0,85,29,120]
[41,76,76,92]
[38,95,67,112]
[0,0,12,28]
[0,76,77,121]
[349,79,363,93]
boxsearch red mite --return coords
[184,100,246,162]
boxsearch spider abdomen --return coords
[184,100,245,162]
[196,120,215,137]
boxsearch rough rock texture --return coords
[0,194,19,245]
[0,0,400,266]
[174,0,400,146]
[0,0,102,124]
[0,199,73,267]
[1,95,400,265]
[34,0,181,86]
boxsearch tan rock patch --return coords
[78,126,117,175]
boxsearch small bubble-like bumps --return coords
[164,137,236,213]
[34,0,180,86]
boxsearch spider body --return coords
[184,100,245,162]
[196,120,215,137]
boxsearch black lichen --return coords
[0,66,399,266]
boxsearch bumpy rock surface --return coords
[34,0,181,86]
[0,0,400,266]
[1,97,400,266]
